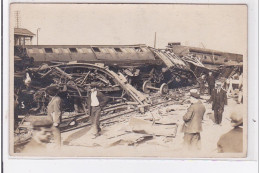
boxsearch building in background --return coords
[14,28,35,46]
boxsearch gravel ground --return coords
[55,92,246,158]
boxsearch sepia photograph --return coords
[9,3,247,157]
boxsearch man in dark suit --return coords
[182,89,206,150]
[207,72,215,96]
[211,82,227,125]
[217,112,243,153]
[87,87,109,138]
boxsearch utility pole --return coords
[15,11,20,28]
[37,28,40,45]
[154,32,157,48]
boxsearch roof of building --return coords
[14,28,35,37]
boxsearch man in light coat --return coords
[46,86,62,148]
[182,89,206,150]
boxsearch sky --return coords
[10,4,247,56]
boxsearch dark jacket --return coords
[207,75,215,86]
[217,127,243,153]
[181,100,206,133]
[87,90,109,114]
[211,88,227,110]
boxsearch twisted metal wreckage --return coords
[14,44,242,142]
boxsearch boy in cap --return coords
[22,119,53,154]
[217,112,243,153]
[211,82,227,125]
[181,89,206,150]
[46,85,62,147]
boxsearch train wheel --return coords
[142,80,151,94]
[159,83,169,95]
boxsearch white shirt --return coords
[91,90,100,106]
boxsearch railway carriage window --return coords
[69,48,78,53]
[62,48,69,53]
[44,48,53,53]
[204,55,207,59]
[114,48,122,52]
[92,47,101,52]
[53,48,60,53]
[134,47,143,52]
[77,48,83,53]
[27,49,33,53]
[38,49,44,53]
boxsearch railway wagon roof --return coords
[23,44,148,48]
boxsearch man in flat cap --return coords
[22,119,53,154]
[181,89,206,150]
[211,82,227,125]
[217,112,243,153]
[46,85,62,147]
[87,86,109,139]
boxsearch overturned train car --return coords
[14,44,197,92]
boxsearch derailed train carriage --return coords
[14,44,197,92]
[14,44,198,133]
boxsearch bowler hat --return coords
[230,112,243,127]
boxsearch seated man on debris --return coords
[181,89,206,151]
[217,112,243,153]
[22,119,53,154]
[87,86,109,139]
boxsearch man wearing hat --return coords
[217,112,243,153]
[46,85,62,147]
[207,72,215,96]
[22,119,53,154]
[87,87,109,138]
[211,82,227,125]
[181,89,206,150]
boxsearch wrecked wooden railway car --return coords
[14,44,198,91]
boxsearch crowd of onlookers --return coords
[182,71,243,153]
[19,70,244,155]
